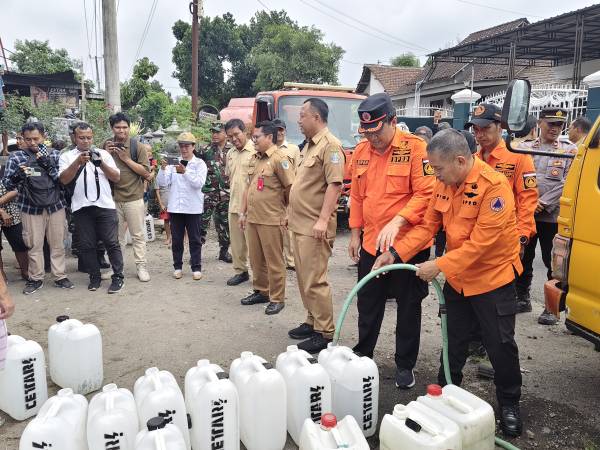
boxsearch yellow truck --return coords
[503,80,600,351]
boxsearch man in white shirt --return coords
[157,132,208,280]
[59,123,124,293]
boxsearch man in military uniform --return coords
[273,118,301,270]
[239,121,294,315]
[517,108,577,324]
[373,129,524,437]
[196,122,233,263]
[288,98,344,353]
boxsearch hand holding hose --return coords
[415,260,441,282]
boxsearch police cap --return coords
[539,107,568,122]
[272,118,286,129]
[357,93,395,133]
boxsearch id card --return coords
[257,176,264,191]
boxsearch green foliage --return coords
[391,52,420,68]
[121,58,165,110]
[0,94,64,138]
[12,39,76,74]
[191,118,213,147]
[166,96,194,129]
[83,100,112,146]
[137,91,172,130]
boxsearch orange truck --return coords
[221,82,366,220]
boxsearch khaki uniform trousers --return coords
[291,232,335,338]
[282,227,295,268]
[247,222,286,303]
[228,212,248,274]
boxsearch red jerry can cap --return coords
[427,384,443,396]
[321,413,337,428]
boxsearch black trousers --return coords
[73,206,123,280]
[517,220,557,291]
[170,213,203,272]
[354,248,430,370]
[438,282,522,407]
[434,230,446,258]
[0,223,28,252]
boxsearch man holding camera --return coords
[59,122,124,293]
[3,122,73,295]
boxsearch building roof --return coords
[356,64,423,94]
[2,70,80,88]
[460,18,529,45]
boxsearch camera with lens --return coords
[89,149,103,167]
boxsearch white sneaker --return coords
[173,270,183,279]
[137,265,151,282]
[101,271,113,280]
[192,271,202,280]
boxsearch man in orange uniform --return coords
[373,129,523,437]
[466,103,538,312]
[348,93,435,389]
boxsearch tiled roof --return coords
[356,65,423,94]
[460,18,529,45]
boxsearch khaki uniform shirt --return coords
[247,146,294,226]
[105,137,150,203]
[279,141,301,169]
[227,140,255,214]
[288,127,344,238]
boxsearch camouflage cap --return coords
[209,122,225,133]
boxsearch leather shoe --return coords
[265,302,284,315]
[227,272,249,286]
[298,333,332,353]
[288,323,315,340]
[241,290,269,305]
[500,405,522,437]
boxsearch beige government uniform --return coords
[279,140,301,268]
[246,146,295,303]
[226,140,255,274]
[288,127,344,338]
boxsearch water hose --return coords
[333,263,520,450]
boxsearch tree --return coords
[391,52,420,68]
[121,58,162,110]
[137,91,172,129]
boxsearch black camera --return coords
[89,150,103,167]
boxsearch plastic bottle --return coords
[379,401,461,450]
[317,344,379,437]
[134,367,191,450]
[298,413,370,450]
[87,383,139,450]
[0,334,48,420]
[417,384,495,450]
[229,351,286,450]
[145,214,156,242]
[48,315,103,395]
[276,345,332,445]
[19,388,88,450]
[184,360,239,450]
[135,417,187,450]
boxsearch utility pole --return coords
[102,0,121,112]
[191,0,199,121]
[79,63,86,121]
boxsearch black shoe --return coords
[395,368,416,389]
[468,341,487,359]
[516,299,532,313]
[241,291,269,305]
[88,278,101,291]
[23,280,43,295]
[98,257,111,269]
[477,360,495,379]
[297,333,332,354]
[219,248,233,263]
[54,278,75,289]
[265,302,285,315]
[500,405,522,437]
[538,309,558,325]
[108,275,124,294]
[288,323,315,340]
[227,272,249,286]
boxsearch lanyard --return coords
[83,165,101,202]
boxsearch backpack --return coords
[22,150,61,208]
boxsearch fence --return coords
[395,106,453,118]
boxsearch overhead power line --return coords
[455,0,543,19]
[132,0,159,72]
[256,0,272,12]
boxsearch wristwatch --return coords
[519,235,529,246]
[388,246,402,263]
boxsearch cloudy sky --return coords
[2,0,595,97]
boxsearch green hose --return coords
[333,263,520,450]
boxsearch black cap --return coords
[357,93,395,133]
[272,118,286,129]
[464,103,502,128]
[147,417,167,431]
[56,315,69,323]
[539,108,568,122]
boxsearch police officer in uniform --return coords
[348,93,435,389]
[517,108,577,324]
[288,98,345,353]
[373,129,524,437]
[196,122,233,263]
[239,121,294,315]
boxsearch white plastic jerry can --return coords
[379,401,461,450]
[417,384,495,450]
[184,360,239,450]
[48,315,103,395]
[0,334,48,420]
[298,413,370,450]
[135,417,187,450]
[19,388,88,450]
[317,344,379,437]
[276,345,332,445]
[229,352,286,450]
[87,383,139,450]
[134,367,191,450]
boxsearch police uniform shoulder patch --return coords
[281,159,290,170]
[523,171,537,189]
[422,159,435,176]
[490,197,505,212]
[330,151,341,164]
